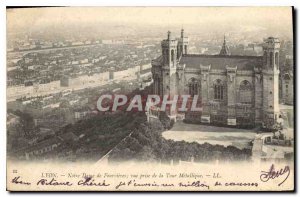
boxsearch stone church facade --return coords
[151,30,281,129]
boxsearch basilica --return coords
[151,29,281,129]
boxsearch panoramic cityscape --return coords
[7,7,293,165]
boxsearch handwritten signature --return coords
[12,176,111,187]
[11,176,31,185]
[260,164,290,186]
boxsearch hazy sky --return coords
[7,7,293,37]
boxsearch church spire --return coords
[220,34,230,56]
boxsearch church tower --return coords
[161,31,178,69]
[177,29,189,57]
[262,37,280,129]
[161,31,178,97]
[219,35,230,55]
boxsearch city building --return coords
[281,70,293,105]
[279,58,294,105]
[151,29,281,129]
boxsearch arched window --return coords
[166,49,169,64]
[239,80,252,104]
[214,79,224,100]
[263,51,267,65]
[284,73,291,81]
[163,50,166,63]
[275,52,279,69]
[171,49,174,63]
[270,52,273,66]
[188,78,199,97]
[154,75,161,95]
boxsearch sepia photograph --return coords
[5,6,294,191]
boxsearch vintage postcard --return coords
[6,7,294,191]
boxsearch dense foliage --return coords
[55,111,147,161]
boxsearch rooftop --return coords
[179,54,263,70]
